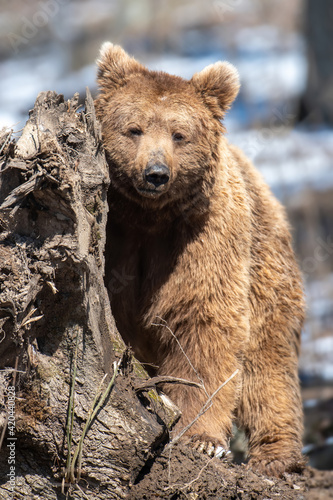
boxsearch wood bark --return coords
[0,90,179,500]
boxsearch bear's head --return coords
[95,43,239,210]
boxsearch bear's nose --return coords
[144,164,170,187]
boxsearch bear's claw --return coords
[215,445,230,459]
[190,439,230,458]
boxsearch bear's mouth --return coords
[137,187,166,198]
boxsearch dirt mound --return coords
[130,443,333,499]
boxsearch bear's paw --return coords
[186,435,231,459]
[247,456,306,478]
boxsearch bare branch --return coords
[168,369,239,447]
[134,375,203,392]
[152,317,209,397]
[165,456,215,492]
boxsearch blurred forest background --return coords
[0,0,332,469]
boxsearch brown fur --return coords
[95,43,305,477]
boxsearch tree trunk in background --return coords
[0,91,179,500]
[298,0,333,126]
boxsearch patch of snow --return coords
[0,52,95,132]
[228,129,333,195]
[303,399,319,409]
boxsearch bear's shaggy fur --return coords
[95,43,305,477]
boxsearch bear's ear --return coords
[190,62,240,119]
[96,42,147,94]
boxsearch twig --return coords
[0,130,12,156]
[74,360,120,480]
[19,307,44,328]
[165,456,215,492]
[75,483,90,499]
[151,319,239,449]
[64,329,80,486]
[65,358,121,484]
[46,281,58,294]
[152,318,209,397]
[168,369,239,447]
[0,369,26,374]
[74,373,108,480]
[134,375,203,392]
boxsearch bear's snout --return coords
[144,162,170,188]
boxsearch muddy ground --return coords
[129,443,333,499]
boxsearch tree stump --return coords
[0,90,179,500]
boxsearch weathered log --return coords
[0,90,179,500]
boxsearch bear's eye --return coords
[172,132,185,142]
[128,127,143,137]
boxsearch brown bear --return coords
[95,42,305,477]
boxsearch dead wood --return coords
[0,90,179,500]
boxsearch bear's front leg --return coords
[142,206,252,458]
[150,306,249,457]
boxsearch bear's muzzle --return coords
[144,162,170,188]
